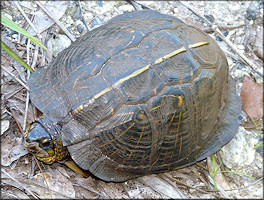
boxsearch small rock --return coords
[221,126,258,170]
[91,15,104,29]
[204,14,215,23]
[118,4,134,13]
[237,44,245,50]
[216,30,229,41]
[73,7,82,20]
[246,7,257,21]
[51,34,72,57]
[96,0,103,7]
[236,63,245,70]
[84,12,94,23]
[16,15,23,21]
[77,24,84,34]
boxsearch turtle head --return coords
[24,117,68,164]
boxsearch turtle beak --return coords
[24,139,49,157]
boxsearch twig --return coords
[35,1,76,42]
[12,1,42,39]
[178,1,263,77]
[195,163,209,171]
[127,0,143,11]
[133,1,155,10]
[158,174,187,198]
[207,174,230,198]
[2,66,30,91]
[74,180,106,197]
[23,71,30,131]
[1,169,38,199]
[77,0,89,31]
[31,45,39,70]
[190,166,210,189]
[22,39,31,130]
[202,24,245,33]
[33,156,52,197]
[162,173,226,199]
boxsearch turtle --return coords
[24,10,241,182]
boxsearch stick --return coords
[35,1,76,42]
[1,66,30,91]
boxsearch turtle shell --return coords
[28,10,241,182]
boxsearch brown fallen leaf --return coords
[240,75,263,120]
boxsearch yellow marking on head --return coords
[149,102,166,111]
[113,64,151,87]
[140,114,144,119]
[99,123,135,148]
[178,96,183,107]
[179,136,183,157]
[195,88,209,99]
[116,112,134,116]
[128,151,133,158]
[174,112,182,147]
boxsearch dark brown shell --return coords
[29,10,241,182]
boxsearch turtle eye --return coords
[40,140,53,150]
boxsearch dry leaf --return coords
[138,174,185,198]
[240,75,263,120]
[1,120,10,135]
[27,1,68,36]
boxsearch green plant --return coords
[1,13,48,72]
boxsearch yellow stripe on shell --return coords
[75,41,208,111]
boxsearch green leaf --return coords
[1,13,48,51]
[1,40,34,73]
